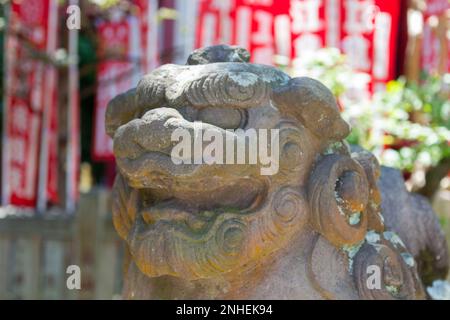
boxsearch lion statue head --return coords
[107,45,447,299]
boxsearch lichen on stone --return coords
[365,230,381,244]
[343,240,365,273]
[348,212,361,225]
[386,285,400,296]
[427,280,450,300]
[383,231,406,249]
[335,191,346,216]
[400,252,415,268]
[324,141,343,155]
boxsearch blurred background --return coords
[0,0,448,299]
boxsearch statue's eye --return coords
[197,107,247,129]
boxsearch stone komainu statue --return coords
[106,45,449,299]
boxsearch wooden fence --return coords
[0,187,449,299]
[0,188,124,300]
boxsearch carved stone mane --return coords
[107,45,448,299]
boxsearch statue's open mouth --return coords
[132,174,266,233]
[141,201,217,230]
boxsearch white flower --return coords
[427,280,450,300]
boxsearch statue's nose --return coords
[113,108,182,159]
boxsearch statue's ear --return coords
[272,77,350,142]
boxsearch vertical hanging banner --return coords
[339,0,401,93]
[2,0,58,208]
[340,0,377,76]
[371,0,401,91]
[174,0,201,64]
[135,0,159,73]
[66,0,81,213]
[93,13,142,161]
[421,0,449,74]
[39,0,59,210]
[232,0,291,65]
[196,0,234,48]
[290,0,326,65]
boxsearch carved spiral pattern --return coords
[352,238,424,299]
[272,189,304,229]
[185,72,269,109]
[253,187,309,249]
[129,215,248,277]
[169,218,250,276]
[276,124,305,170]
[307,154,369,247]
[216,219,248,256]
[270,122,317,188]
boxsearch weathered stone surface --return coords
[107,45,448,299]
[378,167,449,286]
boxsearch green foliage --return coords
[289,48,369,98]
[89,0,120,9]
[292,49,450,174]
[342,76,450,172]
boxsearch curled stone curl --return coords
[184,72,269,109]
[307,154,370,247]
[353,233,425,300]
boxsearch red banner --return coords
[196,0,234,48]
[135,0,159,73]
[43,0,59,206]
[195,0,401,92]
[93,2,159,161]
[371,1,401,90]
[232,0,291,65]
[93,16,139,161]
[2,0,59,208]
